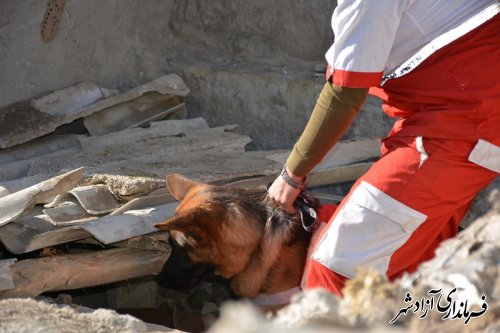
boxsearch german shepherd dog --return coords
[154,174,312,300]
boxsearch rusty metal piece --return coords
[41,0,66,43]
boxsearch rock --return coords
[88,174,166,200]
[0,297,180,333]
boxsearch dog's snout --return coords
[156,241,214,290]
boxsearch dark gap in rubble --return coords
[54,118,89,135]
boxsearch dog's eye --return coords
[186,231,204,244]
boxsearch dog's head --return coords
[155,174,269,283]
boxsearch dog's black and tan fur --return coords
[155,174,311,298]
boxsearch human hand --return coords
[267,167,304,214]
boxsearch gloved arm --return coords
[268,82,368,213]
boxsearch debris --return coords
[0,214,90,254]
[81,74,190,135]
[0,202,178,254]
[88,174,166,199]
[43,201,97,226]
[0,83,116,149]
[110,191,173,216]
[69,184,122,215]
[83,95,186,136]
[0,168,84,227]
[27,130,277,180]
[82,203,178,244]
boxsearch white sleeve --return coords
[326,0,412,87]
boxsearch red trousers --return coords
[304,136,498,296]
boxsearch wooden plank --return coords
[0,248,170,298]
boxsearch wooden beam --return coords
[0,248,170,299]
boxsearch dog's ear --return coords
[155,208,209,244]
[155,214,191,231]
[166,174,202,201]
[155,207,204,231]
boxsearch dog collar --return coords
[250,286,301,306]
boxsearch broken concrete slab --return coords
[0,174,54,199]
[81,74,190,136]
[43,201,97,226]
[0,259,17,291]
[0,134,81,165]
[110,191,173,216]
[0,215,92,254]
[27,130,275,180]
[0,248,170,299]
[0,202,178,254]
[0,83,116,148]
[83,94,185,136]
[0,168,84,227]
[69,184,122,215]
[0,74,188,149]
[83,203,178,244]
[79,117,209,150]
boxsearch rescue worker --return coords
[268,0,499,296]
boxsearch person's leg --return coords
[303,136,498,296]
